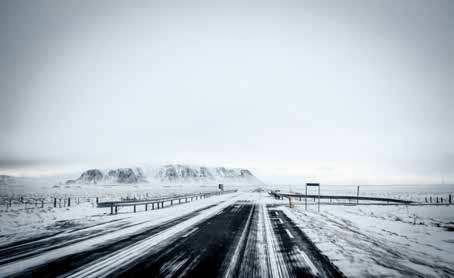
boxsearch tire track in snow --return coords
[269,207,345,278]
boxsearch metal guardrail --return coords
[98,190,238,214]
[269,191,413,204]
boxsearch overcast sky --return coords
[1,0,453,184]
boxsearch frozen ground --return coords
[281,202,454,277]
[0,184,453,277]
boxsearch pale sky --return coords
[1,0,453,184]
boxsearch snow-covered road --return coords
[0,191,452,277]
[0,192,342,277]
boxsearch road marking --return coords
[278,218,284,224]
[285,229,294,239]
[263,205,288,277]
[182,227,198,238]
[296,247,319,276]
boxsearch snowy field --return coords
[281,202,454,277]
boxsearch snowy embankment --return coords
[281,204,454,277]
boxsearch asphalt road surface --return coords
[0,201,344,278]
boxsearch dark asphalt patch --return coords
[114,203,256,278]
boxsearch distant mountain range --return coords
[65,168,146,185]
[65,164,262,185]
[0,175,15,185]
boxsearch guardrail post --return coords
[54,198,57,208]
[145,203,148,211]
[133,205,136,213]
[68,198,71,207]
[161,201,164,208]
[171,200,173,206]
[115,206,118,214]
[179,199,181,204]
[111,204,113,214]
[449,194,452,204]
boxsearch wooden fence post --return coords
[357,186,360,205]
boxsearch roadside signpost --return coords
[305,183,320,212]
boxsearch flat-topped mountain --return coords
[155,164,257,182]
[65,164,262,185]
[66,168,146,184]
